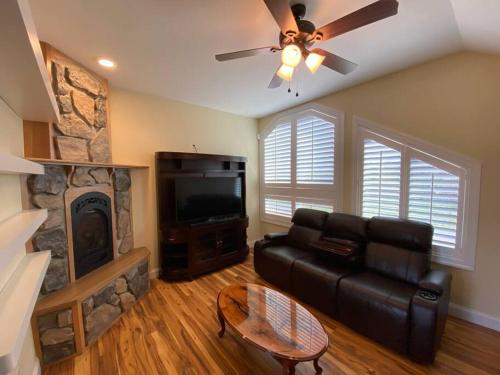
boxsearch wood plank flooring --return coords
[44,255,500,375]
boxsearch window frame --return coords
[259,103,344,227]
[352,116,481,270]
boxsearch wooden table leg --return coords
[217,308,225,338]
[275,358,296,375]
[313,357,323,374]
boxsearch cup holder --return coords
[418,290,438,301]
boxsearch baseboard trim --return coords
[449,302,500,332]
[149,268,160,279]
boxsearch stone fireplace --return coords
[71,191,114,279]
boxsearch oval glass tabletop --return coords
[217,283,329,361]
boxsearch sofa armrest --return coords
[264,232,288,241]
[418,270,451,296]
[409,270,452,363]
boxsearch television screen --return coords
[175,177,243,223]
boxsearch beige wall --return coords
[0,98,39,374]
[259,51,500,320]
[109,89,260,273]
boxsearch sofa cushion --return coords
[292,256,354,317]
[365,242,430,284]
[254,245,313,292]
[337,272,417,354]
[324,213,368,241]
[288,225,323,250]
[368,217,433,251]
[292,208,328,230]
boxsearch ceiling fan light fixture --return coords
[305,52,325,74]
[281,44,302,68]
[276,64,294,81]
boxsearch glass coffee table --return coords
[217,283,329,374]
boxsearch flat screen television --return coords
[175,177,243,224]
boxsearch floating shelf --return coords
[0,209,48,290]
[27,158,149,169]
[0,251,51,375]
[0,0,59,122]
[0,153,44,175]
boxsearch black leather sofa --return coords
[254,208,451,363]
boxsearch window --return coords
[354,117,480,270]
[260,104,343,225]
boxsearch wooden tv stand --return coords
[155,152,249,280]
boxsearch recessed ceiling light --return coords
[98,58,115,68]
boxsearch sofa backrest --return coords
[366,217,433,284]
[288,208,328,250]
[323,213,368,242]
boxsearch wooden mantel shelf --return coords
[27,158,149,169]
[35,247,150,315]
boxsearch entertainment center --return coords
[156,152,249,280]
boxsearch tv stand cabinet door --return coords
[189,227,219,274]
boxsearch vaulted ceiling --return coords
[29,0,500,118]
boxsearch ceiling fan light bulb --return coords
[281,44,302,68]
[277,64,294,81]
[305,53,325,74]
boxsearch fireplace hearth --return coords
[71,191,113,279]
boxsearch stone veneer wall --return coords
[50,54,111,162]
[28,166,133,294]
[37,308,75,364]
[82,260,149,344]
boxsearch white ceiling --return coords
[28,0,500,118]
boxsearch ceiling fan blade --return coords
[316,0,399,41]
[268,66,283,89]
[312,48,358,75]
[215,47,277,62]
[263,0,299,36]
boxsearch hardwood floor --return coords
[44,255,500,375]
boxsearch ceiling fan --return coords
[215,0,399,89]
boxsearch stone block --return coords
[42,258,69,294]
[115,277,128,294]
[56,94,72,114]
[38,311,58,332]
[90,168,110,184]
[32,193,64,209]
[129,272,149,299]
[56,114,95,140]
[84,303,121,344]
[33,228,67,258]
[117,209,131,240]
[42,340,75,364]
[118,234,133,255]
[66,66,103,98]
[57,310,73,328]
[124,267,138,282]
[138,260,148,275]
[108,293,120,306]
[40,327,74,346]
[95,96,107,128]
[41,209,65,230]
[93,283,116,307]
[55,136,89,162]
[82,297,94,316]
[113,169,131,192]
[89,128,111,163]
[119,292,136,311]
[115,190,130,212]
[28,165,66,195]
[51,62,71,95]
[71,90,95,125]
[71,167,95,187]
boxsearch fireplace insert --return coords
[71,191,113,279]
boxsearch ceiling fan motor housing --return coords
[280,4,316,49]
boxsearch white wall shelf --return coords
[0,153,44,175]
[0,251,50,375]
[0,209,47,291]
[0,0,60,122]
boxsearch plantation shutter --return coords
[264,197,292,217]
[361,139,401,218]
[296,116,335,184]
[264,123,292,184]
[295,201,334,213]
[408,159,460,249]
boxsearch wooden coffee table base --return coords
[216,284,328,375]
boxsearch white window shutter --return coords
[295,201,334,213]
[264,123,291,184]
[296,116,335,184]
[264,197,292,218]
[408,159,460,249]
[361,139,401,218]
